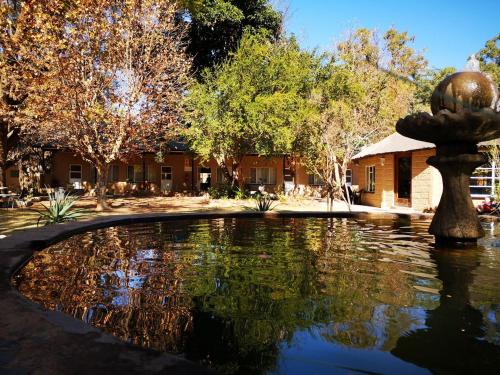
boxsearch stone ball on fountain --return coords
[430,71,498,115]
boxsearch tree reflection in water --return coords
[13,218,500,374]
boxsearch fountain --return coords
[396,58,500,246]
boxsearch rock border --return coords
[0,210,431,374]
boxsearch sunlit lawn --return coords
[0,196,334,237]
[0,209,39,236]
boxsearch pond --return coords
[13,217,500,374]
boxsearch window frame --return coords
[250,167,277,185]
[108,165,120,183]
[127,164,144,183]
[69,164,82,181]
[307,173,324,186]
[161,166,173,181]
[366,165,376,193]
[345,169,352,186]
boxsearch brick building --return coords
[4,143,323,196]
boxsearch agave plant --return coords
[252,194,277,212]
[34,190,87,226]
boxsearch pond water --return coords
[13,217,500,374]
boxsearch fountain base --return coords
[427,145,487,245]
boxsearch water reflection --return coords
[392,248,500,373]
[13,218,500,374]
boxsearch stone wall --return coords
[355,154,394,208]
[354,149,443,211]
[411,149,442,211]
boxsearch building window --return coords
[161,166,172,180]
[108,165,120,183]
[366,166,375,193]
[470,162,499,198]
[307,174,324,185]
[345,169,352,185]
[184,158,192,172]
[10,169,19,178]
[69,164,82,180]
[145,165,155,181]
[127,165,143,183]
[250,167,276,185]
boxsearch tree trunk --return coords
[95,165,111,211]
[219,160,235,186]
[0,123,8,188]
[326,187,334,212]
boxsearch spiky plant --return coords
[34,190,87,226]
[252,194,277,212]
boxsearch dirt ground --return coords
[0,195,334,236]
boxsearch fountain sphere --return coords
[430,72,498,115]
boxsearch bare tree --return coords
[25,0,191,209]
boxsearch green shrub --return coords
[234,186,248,200]
[208,185,229,199]
[33,190,87,226]
[208,184,247,199]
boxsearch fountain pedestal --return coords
[427,144,486,245]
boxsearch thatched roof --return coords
[353,133,498,160]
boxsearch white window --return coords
[307,174,324,185]
[250,167,276,185]
[107,165,120,183]
[161,166,172,180]
[69,164,82,180]
[161,166,173,192]
[366,166,375,193]
[345,169,352,186]
[470,162,499,198]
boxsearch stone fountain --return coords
[396,57,500,246]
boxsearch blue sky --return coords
[284,0,499,70]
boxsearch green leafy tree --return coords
[413,66,457,112]
[477,33,499,86]
[383,28,427,79]
[179,0,283,75]
[299,28,427,210]
[184,31,317,186]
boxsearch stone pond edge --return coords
[0,209,479,374]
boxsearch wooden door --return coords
[395,154,412,207]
